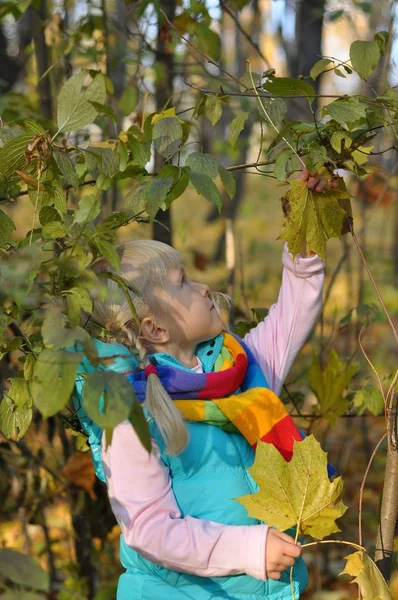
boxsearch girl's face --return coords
[155,263,224,348]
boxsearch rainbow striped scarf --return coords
[125,332,303,460]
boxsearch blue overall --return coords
[73,338,308,599]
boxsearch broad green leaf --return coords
[39,206,61,225]
[308,349,359,423]
[330,131,352,153]
[274,150,291,181]
[128,136,151,167]
[0,209,16,248]
[31,350,82,417]
[185,152,218,179]
[205,95,222,126]
[165,170,190,206]
[143,176,174,221]
[152,117,182,159]
[28,181,67,216]
[324,98,368,126]
[129,402,151,452]
[89,101,117,122]
[84,147,120,179]
[374,31,389,55]
[228,112,249,148]
[341,550,392,600]
[84,371,138,430]
[236,435,347,539]
[353,385,384,416]
[57,71,106,133]
[63,287,93,326]
[218,166,236,199]
[0,378,32,439]
[261,98,287,127]
[92,238,120,271]
[278,179,351,257]
[0,548,49,592]
[310,58,332,80]
[0,134,33,183]
[306,144,328,172]
[125,184,147,214]
[42,221,67,239]
[189,171,222,212]
[240,71,263,91]
[196,22,220,60]
[53,149,80,187]
[350,40,380,79]
[73,195,100,225]
[262,77,315,103]
[120,85,139,116]
[1,592,44,600]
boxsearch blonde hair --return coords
[88,239,230,455]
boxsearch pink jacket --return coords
[101,244,325,581]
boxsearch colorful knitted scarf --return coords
[124,332,303,461]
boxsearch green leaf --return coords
[84,371,138,430]
[63,287,93,326]
[325,97,368,126]
[0,209,16,248]
[341,550,392,600]
[0,134,33,183]
[128,136,151,167]
[261,98,287,127]
[353,385,384,416]
[306,144,328,172]
[73,195,100,225]
[274,150,291,181]
[310,58,332,80]
[53,149,80,187]
[152,117,183,159]
[120,85,139,116]
[84,147,120,179]
[236,435,347,539]
[42,221,67,239]
[262,76,315,103]
[330,131,353,153]
[1,592,44,600]
[196,22,220,60]
[0,548,49,592]
[374,31,389,55]
[31,350,82,417]
[218,166,236,199]
[228,112,249,148]
[308,349,359,423]
[39,206,61,225]
[278,179,351,257]
[124,184,147,214]
[185,152,218,179]
[0,378,33,439]
[92,238,120,271]
[165,170,190,206]
[205,95,222,126]
[189,171,222,212]
[129,402,151,452]
[57,71,106,133]
[143,176,174,221]
[350,40,380,79]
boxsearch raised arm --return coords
[243,243,325,396]
[101,420,268,580]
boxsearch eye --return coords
[181,273,188,286]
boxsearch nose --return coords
[195,281,210,296]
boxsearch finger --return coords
[307,176,320,189]
[300,168,310,181]
[273,531,297,544]
[267,571,281,580]
[280,540,302,558]
[315,180,328,192]
[331,180,339,189]
[279,555,296,568]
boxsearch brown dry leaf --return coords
[62,452,96,500]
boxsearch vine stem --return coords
[247,62,306,169]
[29,165,43,244]
[349,223,398,346]
[358,432,387,546]
[302,540,366,552]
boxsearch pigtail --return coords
[133,331,190,456]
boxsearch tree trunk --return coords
[152,0,176,245]
[285,0,326,120]
[29,1,53,121]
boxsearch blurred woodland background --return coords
[0,0,397,598]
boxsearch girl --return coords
[74,171,336,599]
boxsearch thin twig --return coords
[358,432,387,546]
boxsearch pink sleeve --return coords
[101,420,268,580]
[244,243,325,395]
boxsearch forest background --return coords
[0,0,397,598]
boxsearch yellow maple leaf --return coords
[341,551,392,600]
[236,435,347,539]
[279,178,351,258]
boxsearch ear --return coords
[140,316,170,346]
